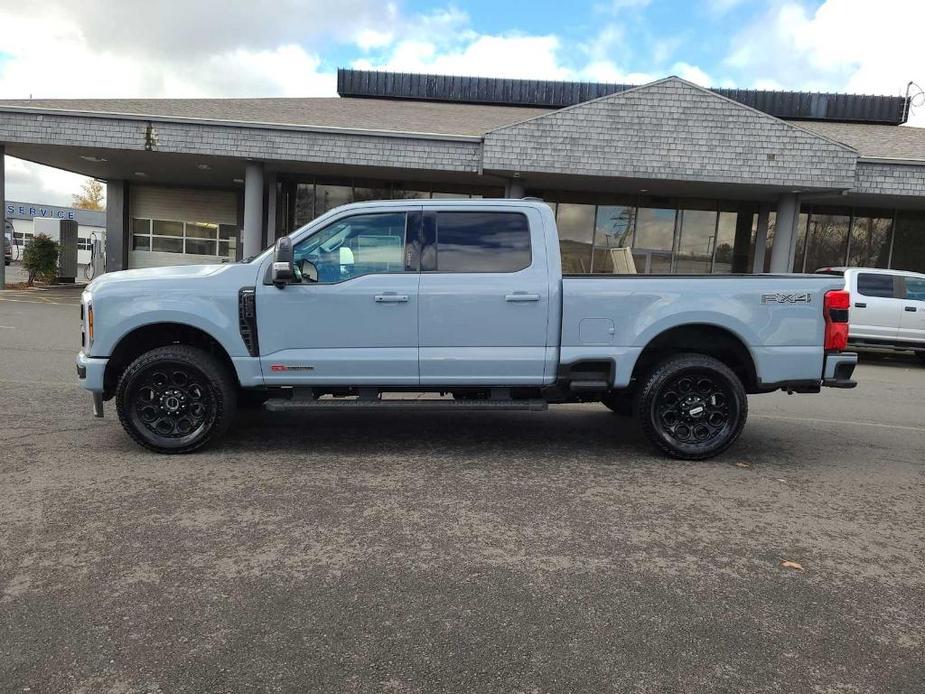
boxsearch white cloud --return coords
[725,0,925,123]
[671,62,712,86]
[4,157,89,206]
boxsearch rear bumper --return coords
[822,352,858,389]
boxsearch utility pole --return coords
[1,145,6,290]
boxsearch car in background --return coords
[3,234,11,266]
[816,267,925,364]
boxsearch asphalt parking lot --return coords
[1,289,923,693]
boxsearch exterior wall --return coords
[483,78,858,189]
[854,161,925,197]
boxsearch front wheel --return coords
[637,353,747,460]
[116,345,237,453]
[915,351,925,366]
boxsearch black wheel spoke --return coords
[129,361,212,440]
[654,369,734,446]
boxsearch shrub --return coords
[22,234,59,286]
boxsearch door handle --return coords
[905,306,917,312]
[374,294,409,303]
[854,302,867,308]
[505,293,541,302]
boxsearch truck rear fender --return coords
[629,322,758,392]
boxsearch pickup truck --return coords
[77,199,857,460]
[816,266,925,364]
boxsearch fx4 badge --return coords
[761,292,812,305]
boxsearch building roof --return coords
[3,91,925,163]
[785,119,925,162]
[0,96,552,138]
[338,68,911,125]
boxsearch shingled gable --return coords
[481,76,860,190]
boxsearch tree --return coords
[22,233,59,285]
[72,178,105,210]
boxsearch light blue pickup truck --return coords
[77,199,857,459]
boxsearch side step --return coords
[265,397,548,412]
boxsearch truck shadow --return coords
[222,405,654,462]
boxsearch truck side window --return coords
[431,212,531,273]
[856,273,896,298]
[904,277,925,301]
[293,212,407,283]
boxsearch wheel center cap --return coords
[161,389,184,413]
[682,396,705,418]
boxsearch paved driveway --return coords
[0,294,923,692]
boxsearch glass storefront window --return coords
[592,205,634,274]
[891,210,925,273]
[848,215,892,268]
[294,183,316,227]
[803,214,849,272]
[186,222,217,239]
[675,209,717,274]
[353,180,391,203]
[712,211,737,273]
[556,203,595,273]
[633,208,676,274]
[152,237,183,253]
[315,184,352,217]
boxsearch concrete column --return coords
[769,193,799,273]
[506,178,526,198]
[243,161,264,258]
[752,203,771,273]
[105,180,128,273]
[265,171,278,244]
[0,145,5,289]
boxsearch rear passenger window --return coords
[433,212,531,273]
[905,278,925,301]
[856,273,895,298]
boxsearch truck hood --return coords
[86,263,232,292]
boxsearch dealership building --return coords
[1,68,925,276]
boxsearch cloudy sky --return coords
[2,0,925,206]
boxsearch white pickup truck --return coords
[816,267,925,363]
[78,199,858,459]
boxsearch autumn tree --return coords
[72,178,105,211]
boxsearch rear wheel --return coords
[116,345,237,453]
[637,353,747,460]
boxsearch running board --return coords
[265,398,548,412]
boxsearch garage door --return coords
[129,186,240,269]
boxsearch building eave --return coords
[0,105,484,144]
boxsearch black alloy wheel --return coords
[637,353,747,460]
[116,345,236,453]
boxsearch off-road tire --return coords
[637,353,747,460]
[116,345,237,454]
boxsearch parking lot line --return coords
[753,412,924,433]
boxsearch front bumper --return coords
[822,351,858,389]
[77,351,108,418]
[76,350,108,393]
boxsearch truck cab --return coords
[78,199,857,460]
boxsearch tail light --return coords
[824,289,849,351]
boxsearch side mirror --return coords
[271,237,294,288]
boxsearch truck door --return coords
[898,275,925,343]
[851,272,902,340]
[418,207,549,385]
[256,209,421,385]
